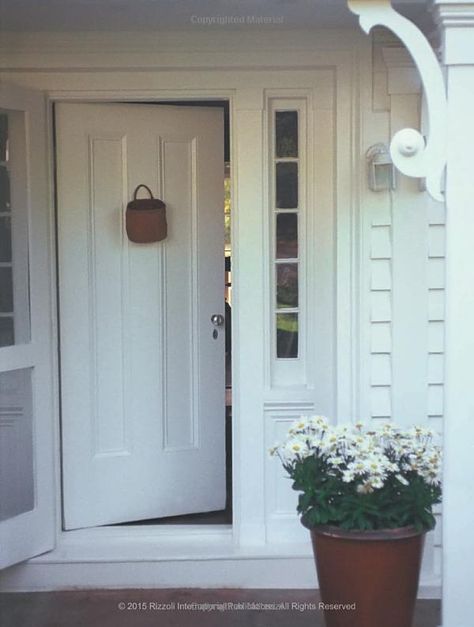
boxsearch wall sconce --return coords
[366,143,396,192]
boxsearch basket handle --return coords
[133,184,154,200]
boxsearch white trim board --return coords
[0,534,441,596]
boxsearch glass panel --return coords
[0,368,35,522]
[224,162,231,255]
[0,267,13,312]
[0,166,10,212]
[0,112,31,347]
[0,114,7,163]
[276,313,298,358]
[275,111,298,158]
[276,263,298,309]
[276,213,298,259]
[0,216,12,262]
[0,317,14,346]
[276,162,298,209]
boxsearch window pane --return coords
[0,317,14,346]
[0,368,35,522]
[0,267,13,312]
[224,162,231,254]
[276,313,298,358]
[0,216,12,262]
[0,111,31,347]
[276,213,298,259]
[275,111,298,158]
[0,115,7,163]
[0,166,10,212]
[276,162,298,209]
[276,263,298,309]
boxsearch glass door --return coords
[0,85,56,569]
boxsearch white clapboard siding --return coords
[361,41,446,580]
[369,221,393,421]
[427,204,446,559]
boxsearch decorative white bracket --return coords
[348,0,447,201]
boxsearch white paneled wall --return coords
[265,406,317,544]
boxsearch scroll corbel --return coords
[348,0,447,201]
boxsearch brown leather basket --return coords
[126,184,167,244]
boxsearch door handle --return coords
[211,314,225,327]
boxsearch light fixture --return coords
[366,143,396,192]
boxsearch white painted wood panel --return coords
[233,103,267,546]
[437,11,474,621]
[162,139,197,450]
[57,103,225,529]
[371,322,392,353]
[265,406,317,544]
[90,137,129,455]
[370,291,391,322]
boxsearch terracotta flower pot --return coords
[305,522,426,627]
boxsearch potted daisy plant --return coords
[270,416,442,627]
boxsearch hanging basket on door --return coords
[126,184,167,244]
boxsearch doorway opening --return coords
[55,99,232,530]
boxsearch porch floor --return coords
[0,589,440,626]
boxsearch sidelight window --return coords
[273,109,300,359]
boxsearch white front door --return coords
[56,103,226,530]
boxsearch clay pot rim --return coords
[302,518,425,541]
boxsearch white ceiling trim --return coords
[0,0,431,33]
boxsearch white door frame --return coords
[49,89,236,542]
[56,102,227,530]
[44,75,346,551]
[48,90,238,542]
[43,72,351,551]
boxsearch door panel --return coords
[56,103,225,529]
[0,85,56,569]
